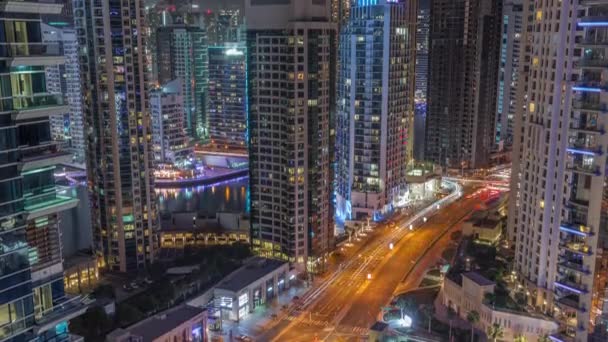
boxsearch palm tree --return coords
[395,296,416,320]
[466,310,480,342]
[514,335,527,342]
[447,306,456,341]
[486,323,504,342]
[420,304,434,333]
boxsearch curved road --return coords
[253,183,482,342]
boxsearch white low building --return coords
[441,272,558,341]
[189,257,296,322]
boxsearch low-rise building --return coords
[189,257,296,322]
[462,210,503,244]
[106,305,207,342]
[441,272,558,341]
[159,211,249,249]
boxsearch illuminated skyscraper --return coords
[208,44,247,150]
[0,1,87,340]
[508,1,608,340]
[335,0,417,221]
[246,0,335,272]
[156,25,208,139]
[75,0,159,272]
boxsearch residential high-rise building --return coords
[330,0,351,27]
[203,8,243,45]
[335,0,417,221]
[156,25,208,139]
[208,44,247,150]
[246,0,335,272]
[42,24,85,164]
[414,0,430,161]
[74,0,159,272]
[0,2,88,340]
[495,1,524,151]
[425,0,503,169]
[508,1,608,341]
[150,80,192,164]
[415,0,430,101]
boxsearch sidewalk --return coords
[208,281,310,341]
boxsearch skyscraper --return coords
[208,44,247,150]
[42,24,85,164]
[495,1,524,151]
[335,0,417,221]
[425,0,503,169]
[246,0,335,272]
[156,25,208,139]
[74,0,159,272]
[509,1,608,340]
[150,79,192,164]
[414,0,430,161]
[0,1,87,340]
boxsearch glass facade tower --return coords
[335,0,417,221]
[0,1,87,340]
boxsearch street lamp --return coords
[389,243,394,250]
[409,224,413,230]
[367,273,372,280]
[423,217,427,223]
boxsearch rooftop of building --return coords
[465,210,503,229]
[108,305,205,341]
[160,211,249,233]
[463,271,495,287]
[216,257,287,293]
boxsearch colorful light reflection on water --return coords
[156,176,249,214]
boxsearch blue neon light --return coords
[578,22,608,27]
[559,226,587,237]
[554,281,585,294]
[358,0,378,6]
[572,86,602,93]
[566,148,597,156]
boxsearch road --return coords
[253,184,483,342]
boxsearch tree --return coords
[447,306,456,341]
[466,310,480,342]
[395,296,416,320]
[484,292,497,309]
[420,304,434,333]
[486,323,504,342]
[514,335,527,342]
[538,335,551,342]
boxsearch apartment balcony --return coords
[559,223,594,237]
[571,99,608,112]
[558,260,592,275]
[566,163,601,176]
[32,295,91,335]
[575,36,608,47]
[0,42,64,66]
[4,94,68,120]
[559,241,593,256]
[566,145,603,156]
[572,81,608,92]
[19,142,72,172]
[575,58,608,69]
[554,279,589,294]
[556,295,587,313]
[23,186,78,220]
[568,122,604,134]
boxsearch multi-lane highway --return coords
[252,183,484,342]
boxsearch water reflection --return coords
[157,177,249,214]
